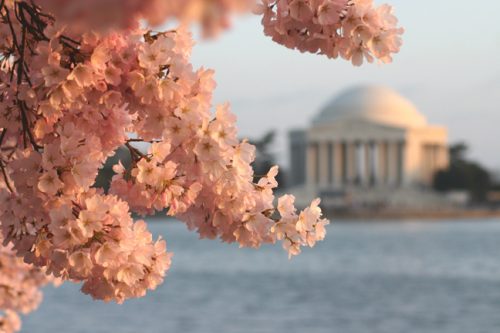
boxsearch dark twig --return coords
[125,142,148,161]
[0,129,6,147]
[126,138,161,143]
[2,6,21,54]
[0,160,14,193]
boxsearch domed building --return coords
[288,86,449,208]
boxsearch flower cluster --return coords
[273,195,328,257]
[0,233,54,333]
[0,0,402,329]
[256,0,404,65]
[34,0,254,36]
[0,0,329,308]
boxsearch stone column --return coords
[327,142,333,186]
[374,142,385,185]
[333,142,343,188]
[362,142,371,187]
[387,141,398,186]
[425,144,433,185]
[306,142,318,188]
[369,141,376,186]
[318,142,329,188]
[346,142,357,185]
[397,141,406,186]
[385,141,392,185]
[355,141,362,185]
[341,142,348,187]
[377,141,387,185]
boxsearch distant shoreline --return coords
[324,208,500,221]
[143,208,500,222]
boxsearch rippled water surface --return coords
[24,218,500,333]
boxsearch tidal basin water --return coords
[24,218,500,333]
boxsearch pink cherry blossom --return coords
[0,0,403,330]
[257,0,403,65]
[0,233,55,333]
[38,169,64,195]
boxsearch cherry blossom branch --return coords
[126,138,161,143]
[0,129,6,147]
[14,1,49,41]
[0,1,402,330]
[1,6,21,55]
[0,160,13,193]
[256,0,403,65]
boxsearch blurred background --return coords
[29,1,500,332]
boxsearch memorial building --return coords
[289,86,450,208]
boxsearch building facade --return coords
[289,86,449,206]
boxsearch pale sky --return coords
[190,0,500,170]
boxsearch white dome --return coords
[313,86,427,128]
